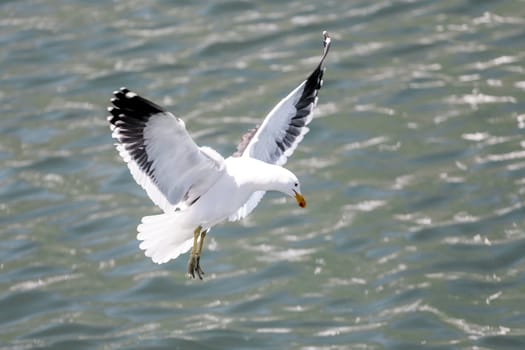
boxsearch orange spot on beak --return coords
[294,191,306,208]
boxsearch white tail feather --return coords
[137,212,196,264]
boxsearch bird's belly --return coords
[188,176,252,227]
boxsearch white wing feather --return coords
[108,89,225,213]
[230,32,331,221]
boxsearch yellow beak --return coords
[294,191,306,208]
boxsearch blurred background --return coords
[1,0,525,349]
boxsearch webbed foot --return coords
[187,226,207,280]
[187,255,205,280]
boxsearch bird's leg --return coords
[194,229,207,278]
[187,225,202,279]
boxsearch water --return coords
[2,0,525,349]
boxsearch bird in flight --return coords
[107,31,331,279]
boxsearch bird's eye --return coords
[294,182,298,187]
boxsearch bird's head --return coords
[284,175,306,209]
[265,166,306,208]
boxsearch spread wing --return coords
[107,88,225,212]
[229,31,331,221]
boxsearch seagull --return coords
[107,31,331,279]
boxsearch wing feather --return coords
[235,32,330,164]
[230,31,331,221]
[108,88,225,212]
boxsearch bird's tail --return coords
[136,212,196,264]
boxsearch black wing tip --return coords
[107,87,156,177]
[316,30,332,71]
[294,32,331,111]
[107,87,166,127]
[109,87,139,108]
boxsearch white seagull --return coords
[108,31,331,279]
